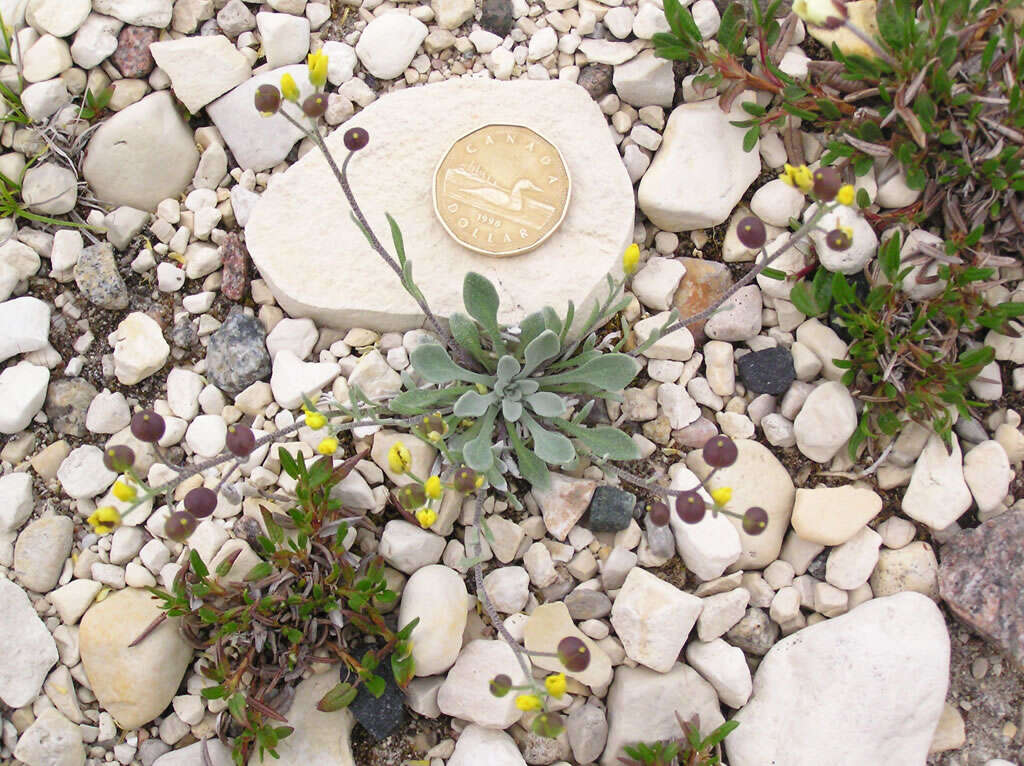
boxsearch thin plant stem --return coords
[630,201,836,349]
[276,108,459,355]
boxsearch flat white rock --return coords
[685,638,752,708]
[0,578,59,708]
[685,439,795,570]
[792,380,857,462]
[0,295,50,363]
[91,0,172,26]
[638,95,760,231]
[437,639,531,728]
[110,311,169,384]
[601,663,724,766]
[449,725,526,766]
[399,564,468,676]
[246,79,633,331]
[668,465,741,580]
[379,519,445,574]
[82,92,199,210]
[26,0,91,37]
[57,445,117,498]
[610,567,702,672]
[355,13,427,79]
[902,433,972,530]
[0,471,33,532]
[726,593,949,766]
[0,361,49,433]
[150,35,251,113]
[13,708,84,766]
[962,439,1011,515]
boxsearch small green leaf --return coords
[525,391,566,418]
[540,353,640,392]
[522,411,575,464]
[463,272,506,354]
[789,282,821,317]
[743,125,759,152]
[509,423,550,489]
[410,343,490,384]
[363,675,387,698]
[521,330,561,376]
[454,389,497,417]
[245,561,273,581]
[464,405,498,472]
[555,419,641,460]
[278,447,299,479]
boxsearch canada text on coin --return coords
[433,124,571,257]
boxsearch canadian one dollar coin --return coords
[433,124,571,257]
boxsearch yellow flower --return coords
[307,49,328,88]
[622,243,640,275]
[303,406,327,430]
[280,72,300,102]
[780,163,814,193]
[111,479,136,502]
[793,0,841,26]
[836,184,855,206]
[515,693,543,711]
[415,507,437,529]
[544,673,566,699]
[317,437,339,455]
[388,441,412,474]
[424,475,443,500]
[87,506,122,535]
[710,486,732,506]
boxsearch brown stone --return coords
[112,26,158,78]
[219,232,249,301]
[672,257,733,345]
[938,509,1024,669]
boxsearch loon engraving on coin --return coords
[433,124,571,257]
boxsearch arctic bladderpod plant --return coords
[388,272,643,494]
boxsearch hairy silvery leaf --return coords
[449,311,491,369]
[518,379,540,395]
[521,330,561,377]
[541,353,640,392]
[541,306,562,335]
[464,405,498,472]
[496,354,522,383]
[411,343,490,385]
[509,424,551,489]
[526,391,567,418]
[463,272,506,354]
[557,419,640,461]
[518,311,548,351]
[502,398,523,422]
[522,411,575,464]
[454,389,496,417]
[390,385,468,415]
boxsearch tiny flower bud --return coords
[302,93,327,119]
[515,693,543,712]
[417,412,448,442]
[736,216,767,249]
[489,674,512,697]
[703,435,738,467]
[388,441,412,474]
[452,465,484,493]
[557,636,591,672]
[103,445,135,472]
[825,228,852,251]
[743,506,769,535]
[812,166,842,201]
[675,490,706,524]
[344,127,369,151]
[646,500,670,526]
[399,484,427,510]
[424,475,442,500]
[280,72,300,103]
[544,673,567,699]
[836,184,855,206]
[254,84,281,116]
[415,507,437,529]
[622,243,640,275]
[317,437,339,455]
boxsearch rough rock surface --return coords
[726,592,949,765]
[246,79,634,332]
[0,578,59,708]
[939,509,1024,669]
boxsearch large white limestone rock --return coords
[245,79,634,332]
[725,592,949,766]
[637,95,760,231]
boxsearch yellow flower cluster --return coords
[87,506,121,535]
[317,437,338,455]
[710,486,732,507]
[780,163,814,193]
[111,479,136,502]
[415,508,437,529]
[307,49,328,88]
[303,405,327,430]
[388,441,413,474]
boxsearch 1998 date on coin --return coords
[432,124,571,257]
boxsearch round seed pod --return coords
[254,84,281,115]
[743,506,769,535]
[736,215,767,249]
[130,410,165,443]
[675,490,706,524]
[184,487,218,519]
[344,127,369,151]
[702,435,738,468]
[226,424,256,457]
[165,511,198,542]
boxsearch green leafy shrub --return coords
[147,449,417,765]
[619,715,738,766]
